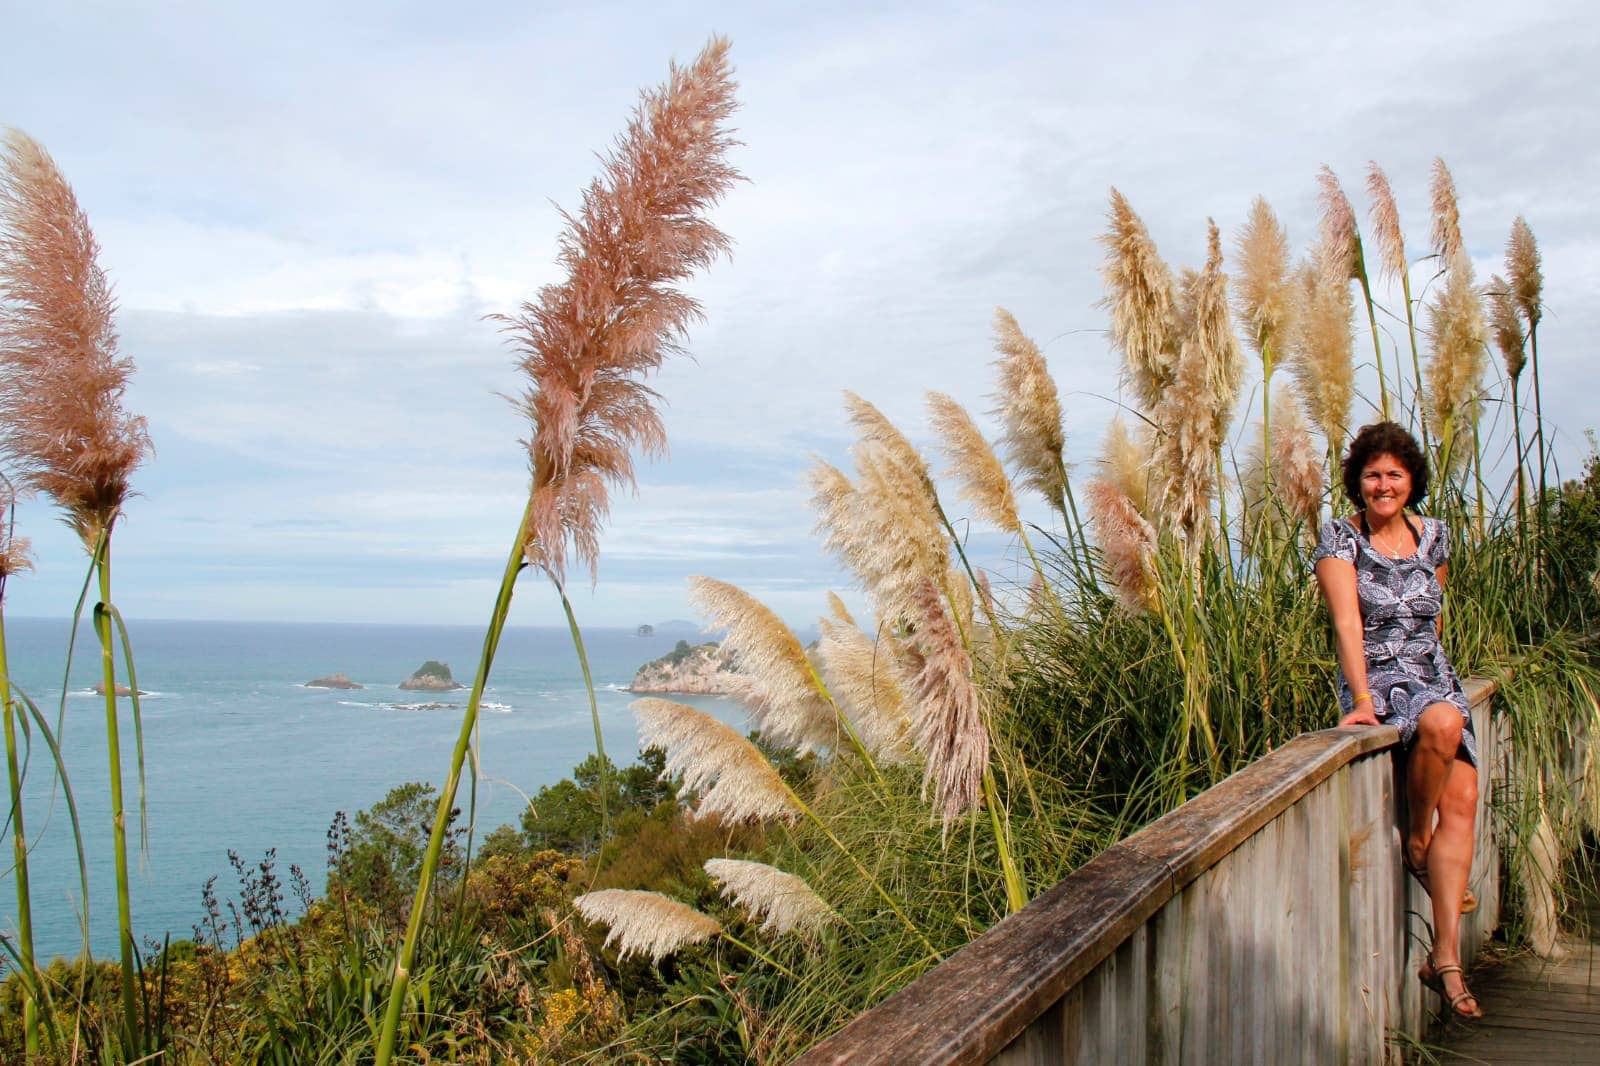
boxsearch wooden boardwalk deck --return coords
[1439,874,1600,1065]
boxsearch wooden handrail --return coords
[795,680,1493,1065]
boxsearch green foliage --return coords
[1544,447,1600,630]
[521,748,676,855]
[410,660,454,681]
[329,782,461,929]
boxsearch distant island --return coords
[400,661,465,691]
[305,672,363,690]
[636,624,654,637]
[627,640,738,695]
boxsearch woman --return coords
[1313,421,1483,1020]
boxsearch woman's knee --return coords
[1417,704,1463,753]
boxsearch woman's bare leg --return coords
[1405,703,1465,867]
[1427,755,1478,969]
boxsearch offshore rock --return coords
[306,673,363,690]
[400,660,466,691]
[627,641,739,695]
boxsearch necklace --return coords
[1364,512,1408,558]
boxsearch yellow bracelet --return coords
[1353,692,1374,705]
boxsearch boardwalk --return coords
[1440,877,1600,1065]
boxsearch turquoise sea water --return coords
[1,617,742,962]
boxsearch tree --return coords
[329,782,460,927]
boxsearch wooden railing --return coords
[796,680,1504,1065]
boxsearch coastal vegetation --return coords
[1,33,1597,1066]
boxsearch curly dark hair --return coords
[1341,421,1429,510]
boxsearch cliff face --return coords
[627,641,738,695]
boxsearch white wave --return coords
[481,702,513,713]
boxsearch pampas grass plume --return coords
[1234,197,1297,362]
[704,858,836,937]
[1425,250,1488,470]
[1272,392,1324,531]
[1102,417,1153,518]
[1086,477,1156,613]
[1315,166,1358,282]
[1487,276,1527,383]
[1365,162,1408,282]
[926,391,1020,534]
[1101,189,1179,413]
[498,38,741,584]
[817,616,913,762]
[632,698,800,822]
[990,308,1068,507]
[687,576,835,753]
[0,130,149,545]
[573,889,721,962]
[1289,259,1355,451]
[905,577,988,829]
[0,484,30,580]
[1506,216,1543,330]
[1429,157,1463,263]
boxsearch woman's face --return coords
[1360,452,1412,518]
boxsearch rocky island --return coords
[400,661,466,691]
[305,673,363,690]
[627,640,739,695]
[93,682,147,697]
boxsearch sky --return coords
[1,0,1597,628]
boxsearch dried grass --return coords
[497,38,741,584]
[817,615,913,762]
[1506,217,1543,330]
[572,889,721,962]
[1429,157,1463,264]
[1100,189,1179,413]
[1425,249,1488,471]
[926,391,1020,534]
[1154,221,1240,544]
[686,576,836,754]
[1316,166,1359,283]
[0,130,149,544]
[704,858,836,937]
[1234,197,1298,362]
[1487,275,1527,383]
[0,480,30,580]
[632,698,800,823]
[990,307,1067,508]
[1289,257,1355,452]
[1085,477,1156,613]
[905,577,988,829]
[1238,393,1321,557]
[1365,162,1408,282]
[1101,417,1153,518]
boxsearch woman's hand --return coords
[1340,708,1380,727]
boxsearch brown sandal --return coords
[1404,855,1478,914]
[1420,957,1485,1020]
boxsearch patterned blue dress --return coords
[1313,515,1477,766]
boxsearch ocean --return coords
[0,617,742,962]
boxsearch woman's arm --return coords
[1316,556,1378,726]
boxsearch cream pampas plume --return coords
[825,590,855,627]
[704,858,836,937]
[1234,197,1298,368]
[687,576,836,753]
[1506,217,1543,330]
[808,443,948,628]
[843,391,932,485]
[1365,162,1408,282]
[1086,477,1156,613]
[817,616,913,761]
[1101,189,1180,413]
[904,577,988,829]
[573,890,721,962]
[1429,158,1463,264]
[1288,257,1354,454]
[1425,250,1488,475]
[1153,220,1240,546]
[633,698,800,822]
[499,39,741,584]
[990,308,1068,512]
[926,391,1020,534]
[1101,417,1153,518]
[0,130,150,545]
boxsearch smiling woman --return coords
[1314,420,1483,1020]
